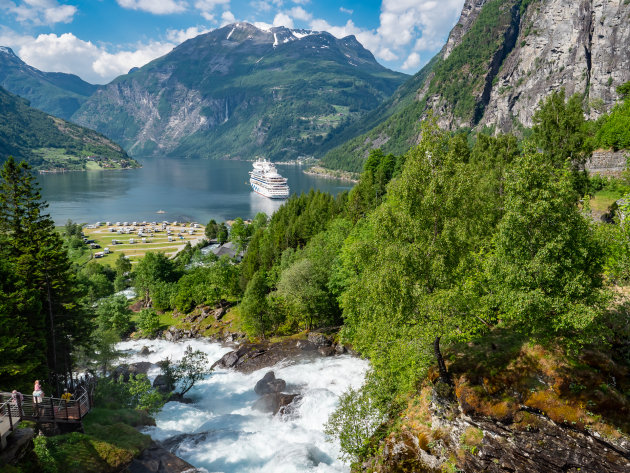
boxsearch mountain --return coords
[322,0,630,172]
[0,46,97,120]
[0,86,137,171]
[71,23,408,160]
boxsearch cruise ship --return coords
[249,158,290,199]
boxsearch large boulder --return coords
[307,332,333,347]
[253,393,300,415]
[112,362,153,381]
[152,374,173,394]
[254,371,286,395]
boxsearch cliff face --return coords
[481,0,630,131]
[321,0,630,172]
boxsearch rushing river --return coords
[116,339,369,473]
[38,159,352,225]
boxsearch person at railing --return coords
[10,390,24,417]
[32,380,43,416]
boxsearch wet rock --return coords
[112,362,154,381]
[334,344,347,355]
[307,332,333,347]
[254,371,287,395]
[127,441,203,473]
[253,393,300,415]
[296,340,316,351]
[152,374,173,394]
[139,346,151,356]
[0,427,35,466]
[318,346,335,357]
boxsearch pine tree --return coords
[0,157,90,393]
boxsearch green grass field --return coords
[83,223,206,265]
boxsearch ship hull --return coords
[250,180,289,199]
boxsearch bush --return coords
[137,308,160,337]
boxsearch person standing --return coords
[10,390,24,417]
[32,380,44,416]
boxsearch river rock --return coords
[253,393,300,415]
[127,441,203,473]
[254,371,286,395]
[152,374,173,394]
[317,346,335,357]
[334,344,347,355]
[112,362,154,381]
[296,340,316,350]
[307,332,333,347]
[139,346,152,356]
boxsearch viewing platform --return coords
[0,388,93,449]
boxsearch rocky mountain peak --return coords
[0,46,17,57]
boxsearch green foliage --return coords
[94,375,165,414]
[171,345,210,396]
[597,195,630,283]
[137,309,160,337]
[240,271,272,338]
[217,222,229,245]
[114,253,132,277]
[486,149,606,338]
[0,156,90,390]
[0,87,135,171]
[133,251,180,304]
[324,386,383,463]
[205,219,219,240]
[593,81,630,150]
[95,295,132,336]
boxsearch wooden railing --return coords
[0,388,92,425]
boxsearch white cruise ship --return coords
[249,158,290,199]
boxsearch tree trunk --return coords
[434,336,451,385]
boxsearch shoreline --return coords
[303,165,359,183]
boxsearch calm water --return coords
[38,159,352,224]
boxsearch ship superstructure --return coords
[249,158,290,199]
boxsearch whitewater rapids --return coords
[116,339,369,472]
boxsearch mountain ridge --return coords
[0,46,97,120]
[71,22,408,161]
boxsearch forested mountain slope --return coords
[322,0,630,172]
[71,23,408,160]
[0,46,97,120]
[0,86,136,171]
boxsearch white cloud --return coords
[221,10,236,25]
[116,0,187,15]
[401,51,420,70]
[307,0,464,71]
[165,26,212,43]
[273,12,293,28]
[288,6,311,21]
[339,7,353,15]
[0,29,181,84]
[2,0,77,25]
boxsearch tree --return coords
[115,253,132,277]
[230,217,251,253]
[205,219,219,240]
[486,149,606,338]
[0,157,90,391]
[338,120,495,398]
[96,295,132,336]
[217,222,229,244]
[531,90,591,194]
[137,308,160,337]
[160,346,210,397]
[240,271,271,338]
[134,252,179,305]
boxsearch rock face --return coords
[365,391,630,473]
[127,441,203,473]
[587,149,628,176]
[480,0,630,131]
[71,22,407,160]
[321,0,630,172]
[254,371,286,395]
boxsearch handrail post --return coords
[17,396,23,421]
[77,396,82,419]
[50,398,55,421]
[64,400,69,421]
[7,402,13,430]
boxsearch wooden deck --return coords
[0,389,93,449]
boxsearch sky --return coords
[0,0,466,84]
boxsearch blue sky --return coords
[0,0,465,84]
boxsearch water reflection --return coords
[38,159,352,224]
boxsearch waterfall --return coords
[116,339,369,472]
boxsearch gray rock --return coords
[152,374,173,394]
[127,441,203,473]
[318,346,335,357]
[254,371,286,395]
[307,332,333,347]
[253,393,300,415]
[334,344,347,355]
[139,346,151,356]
